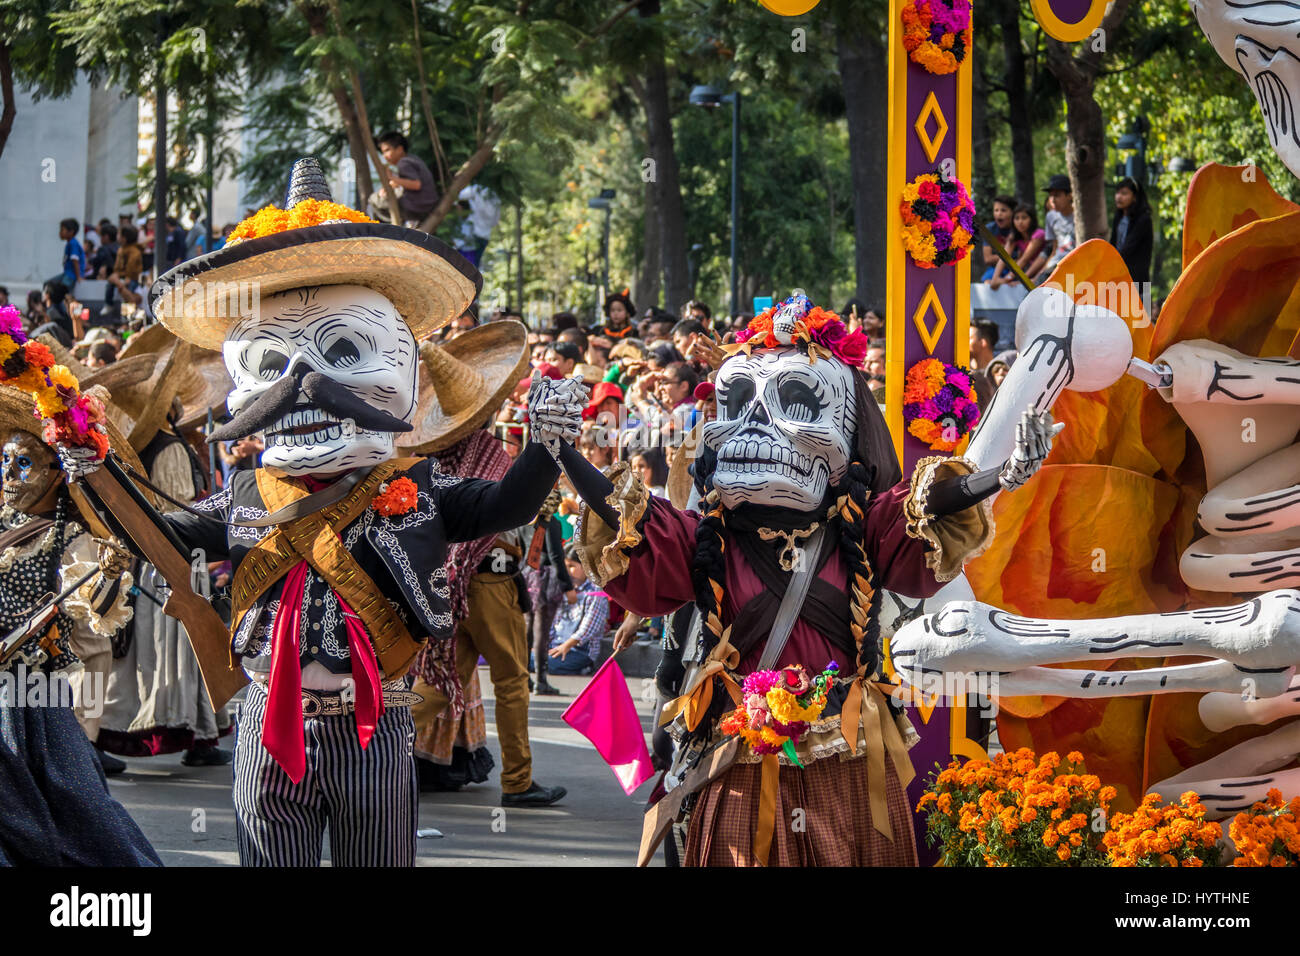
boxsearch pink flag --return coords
[562,655,654,795]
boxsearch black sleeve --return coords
[440,441,560,544]
[924,467,1002,517]
[161,481,234,561]
[546,518,572,590]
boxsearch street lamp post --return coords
[690,85,742,317]
[587,188,616,304]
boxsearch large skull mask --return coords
[1192,0,1300,179]
[2,431,58,514]
[223,284,418,475]
[702,348,856,511]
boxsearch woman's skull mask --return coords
[703,348,856,511]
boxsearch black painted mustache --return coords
[209,370,412,443]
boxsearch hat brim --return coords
[0,384,158,534]
[118,324,234,432]
[397,320,530,456]
[152,222,482,351]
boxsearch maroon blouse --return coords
[604,480,944,674]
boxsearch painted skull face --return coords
[223,285,418,475]
[1,431,58,514]
[703,348,856,511]
[1191,0,1300,179]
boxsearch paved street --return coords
[108,668,660,866]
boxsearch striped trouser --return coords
[232,681,418,866]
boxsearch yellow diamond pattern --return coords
[912,283,948,355]
[914,92,948,164]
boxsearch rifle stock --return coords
[80,461,246,710]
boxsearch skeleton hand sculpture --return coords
[998,408,1063,492]
[527,372,586,462]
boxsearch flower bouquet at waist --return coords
[718,662,839,766]
[0,305,108,459]
[1105,792,1222,867]
[1227,788,1300,867]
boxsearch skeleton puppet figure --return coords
[60,158,584,866]
[1192,0,1300,179]
[559,294,1060,867]
[0,380,156,866]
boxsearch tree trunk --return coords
[0,43,15,162]
[1060,80,1109,240]
[993,0,1035,204]
[636,56,691,314]
[635,178,662,311]
[414,132,500,233]
[1043,0,1134,242]
[972,57,997,212]
[836,23,888,307]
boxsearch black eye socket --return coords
[324,337,362,368]
[778,379,820,424]
[258,349,288,380]
[723,377,755,419]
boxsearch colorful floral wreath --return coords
[224,199,374,246]
[903,358,979,452]
[719,663,839,764]
[902,0,972,76]
[727,294,869,367]
[900,170,976,269]
[0,305,109,459]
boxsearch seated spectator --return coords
[114,225,144,283]
[630,446,669,498]
[1040,175,1076,275]
[33,280,76,346]
[546,548,610,677]
[683,299,712,325]
[24,290,45,329]
[600,291,637,339]
[92,224,119,278]
[988,204,1045,288]
[981,195,1017,280]
[549,311,579,336]
[370,131,440,226]
[557,326,589,355]
[544,340,582,377]
[586,335,611,369]
[864,339,886,385]
[986,350,1017,389]
[86,340,119,369]
[671,318,707,363]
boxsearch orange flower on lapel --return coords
[372,477,418,517]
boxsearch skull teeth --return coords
[265,423,344,448]
[717,437,813,476]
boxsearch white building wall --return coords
[0,78,136,302]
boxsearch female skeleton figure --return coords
[558,294,1058,865]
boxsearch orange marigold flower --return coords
[372,477,419,517]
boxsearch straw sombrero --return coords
[0,383,157,537]
[151,158,481,351]
[397,320,530,456]
[118,323,234,431]
[666,421,704,511]
[40,335,192,452]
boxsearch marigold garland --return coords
[0,305,109,460]
[372,477,419,517]
[901,0,971,75]
[903,358,979,451]
[900,169,976,268]
[1228,788,1300,866]
[225,199,375,245]
[719,663,839,761]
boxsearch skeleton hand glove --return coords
[998,408,1064,492]
[526,371,587,461]
[53,427,107,482]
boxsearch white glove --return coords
[53,428,106,482]
[526,371,587,461]
[998,407,1064,492]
